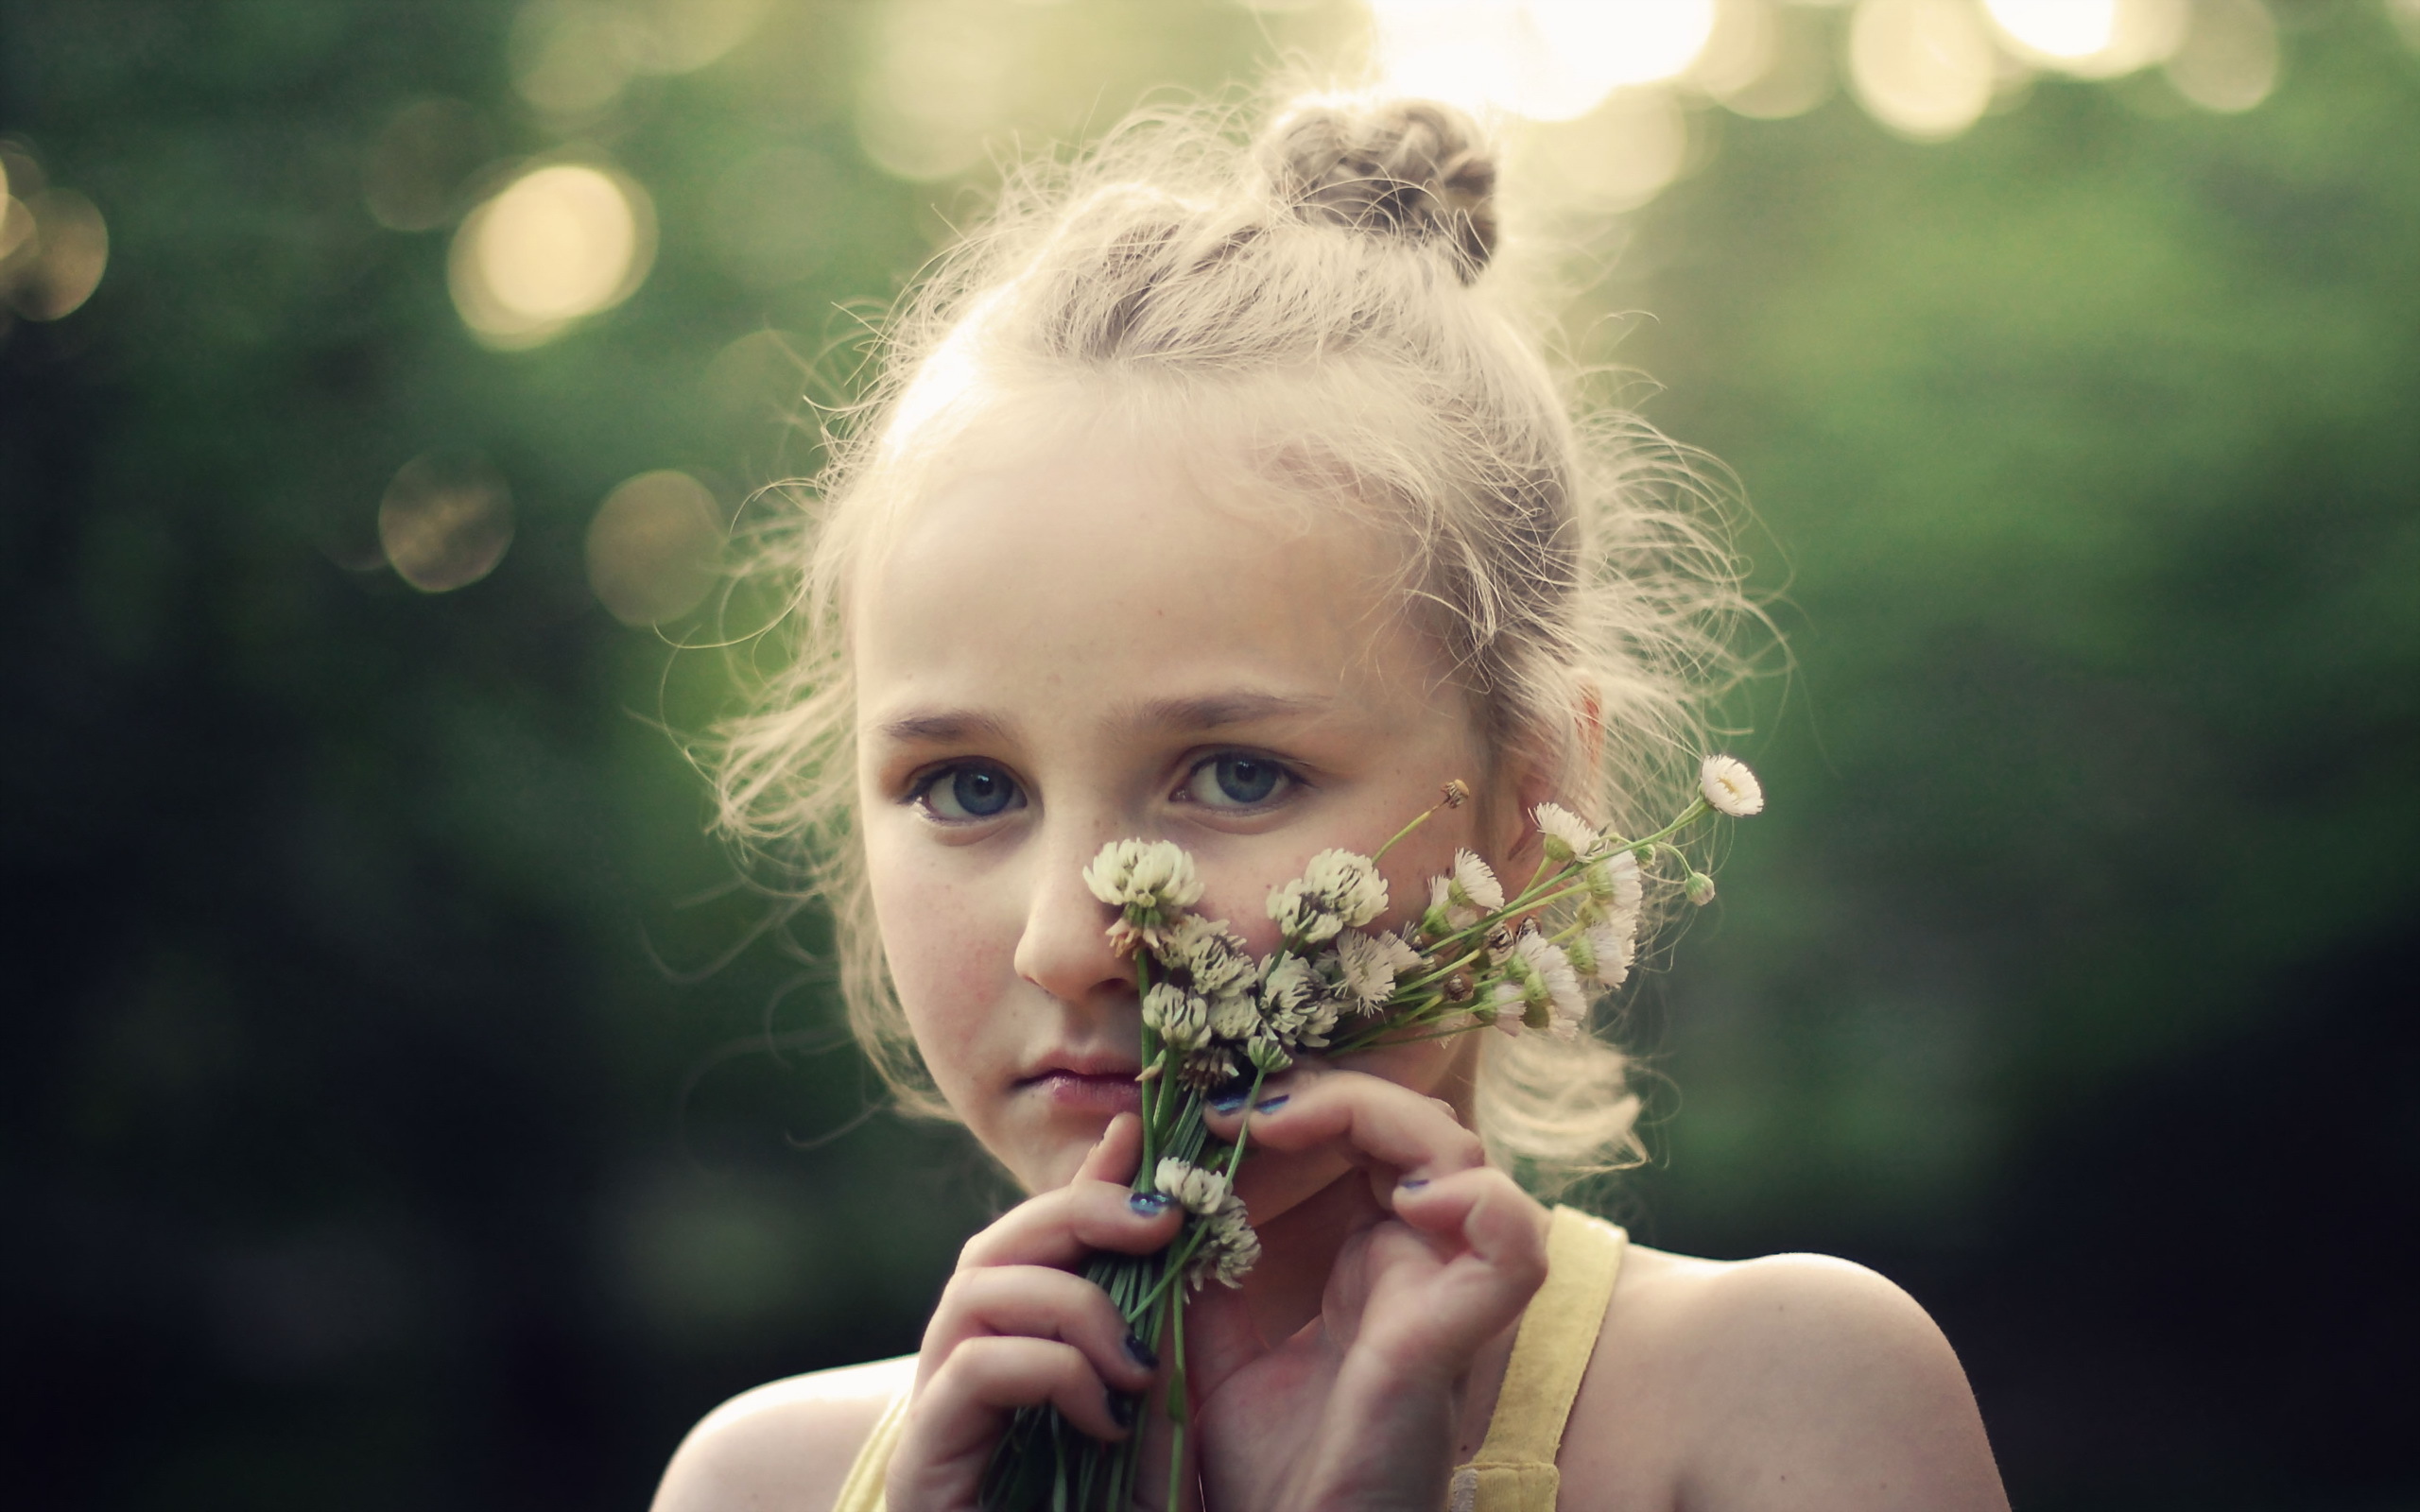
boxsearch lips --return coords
[1019,1056,1144,1115]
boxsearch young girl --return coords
[653,96,2008,1512]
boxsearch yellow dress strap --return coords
[831,1387,911,1512]
[1448,1205,1629,1512]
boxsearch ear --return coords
[1493,679,1596,865]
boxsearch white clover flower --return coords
[1334,929,1422,1011]
[1189,1196,1260,1290]
[1083,838,1202,911]
[1449,849,1506,914]
[1531,802,1598,863]
[1153,1158,1230,1215]
[1512,931,1586,1035]
[1268,883,1343,947]
[1155,914,1253,996]
[1304,849,1389,927]
[1585,849,1643,917]
[1207,988,1262,1041]
[1244,1031,1293,1075]
[1141,982,1209,1052]
[1178,1045,1238,1088]
[1487,981,1526,1037]
[1268,849,1388,944]
[1699,755,1765,818]
[1260,954,1314,1016]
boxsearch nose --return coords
[1012,826,1137,1012]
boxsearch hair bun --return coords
[1258,97,1498,284]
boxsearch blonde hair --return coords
[714,94,1746,1194]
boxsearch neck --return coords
[1231,1166,1387,1343]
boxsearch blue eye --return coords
[917,764,1023,821]
[1183,753,1290,809]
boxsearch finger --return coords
[921,1264,1160,1393]
[957,1173,1184,1272]
[1392,1166,1547,1282]
[895,1335,1134,1486]
[1202,1066,1486,1184]
[1074,1111,1143,1186]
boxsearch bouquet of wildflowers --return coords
[979,756,1767,1511]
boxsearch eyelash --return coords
[1175,750,1305,812]
[905,761,1025,825]
[901,750,1307,826]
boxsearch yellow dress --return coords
[832,1205,1626,1512]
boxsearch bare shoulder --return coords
[650,1355,917,1512]
[1560,1244,2008,1512]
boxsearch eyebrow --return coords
[1127,691,1332,732]
[872,691,1328,748]
[873,708,1012,746]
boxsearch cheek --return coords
[864,836,1014,1051]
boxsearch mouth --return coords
[1017,1056,1145,1115]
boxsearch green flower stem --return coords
[1165,1282,1189,1512]
[1135,954,1160,1178]
[1369,801,1445,865]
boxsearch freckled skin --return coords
[650,420,2011,1512]
[853,422,1501,1199]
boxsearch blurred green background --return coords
[5,1,2414,1508]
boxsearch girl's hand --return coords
[1187,1067,1551,1512]
[885,1113,1181,1512]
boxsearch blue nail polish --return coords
[1107,1390,1136,1430]
[1129,1191,1172,1215]
[1209,1086,1249,1114]
[1399,1177,1431,1190]
[1253,1093,1290,1114]
[1124,1332,1159,1370]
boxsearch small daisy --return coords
[1513,932,1586,1034]
[1448,849,1506,914]
[1581,919,1635,990]
[1487,980,1526,1037]
[1531,801,1598,863]
[1699,755,1765,818]
[1585,849,1643,916]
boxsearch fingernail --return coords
[1129,1192,1172,1216]
[1208,1086,1249,1114]
[1107,1390,1136,1430]
[1253,1093,1290,1114]
[1399,1177,1430,1190]
[1124,1332,1159,1370]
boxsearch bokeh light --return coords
[510,0,770,116]
[448,162,655,349]
[378,455,515,593]
[855,0,1024,182]
[1689,0,1837,120]
[3,186,108,322]
[1526,86,1689,213]
[585,470,726,627]
[2163,0,2278,112]
[1847,0,1996,142]
[1368,0,1718,122]
[1981,0,2186,78]
[361,99,492,232]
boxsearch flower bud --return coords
[1685,871,1717,906]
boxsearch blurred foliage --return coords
[2,2,2413,1509]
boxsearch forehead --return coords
[850,423,1455,733]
